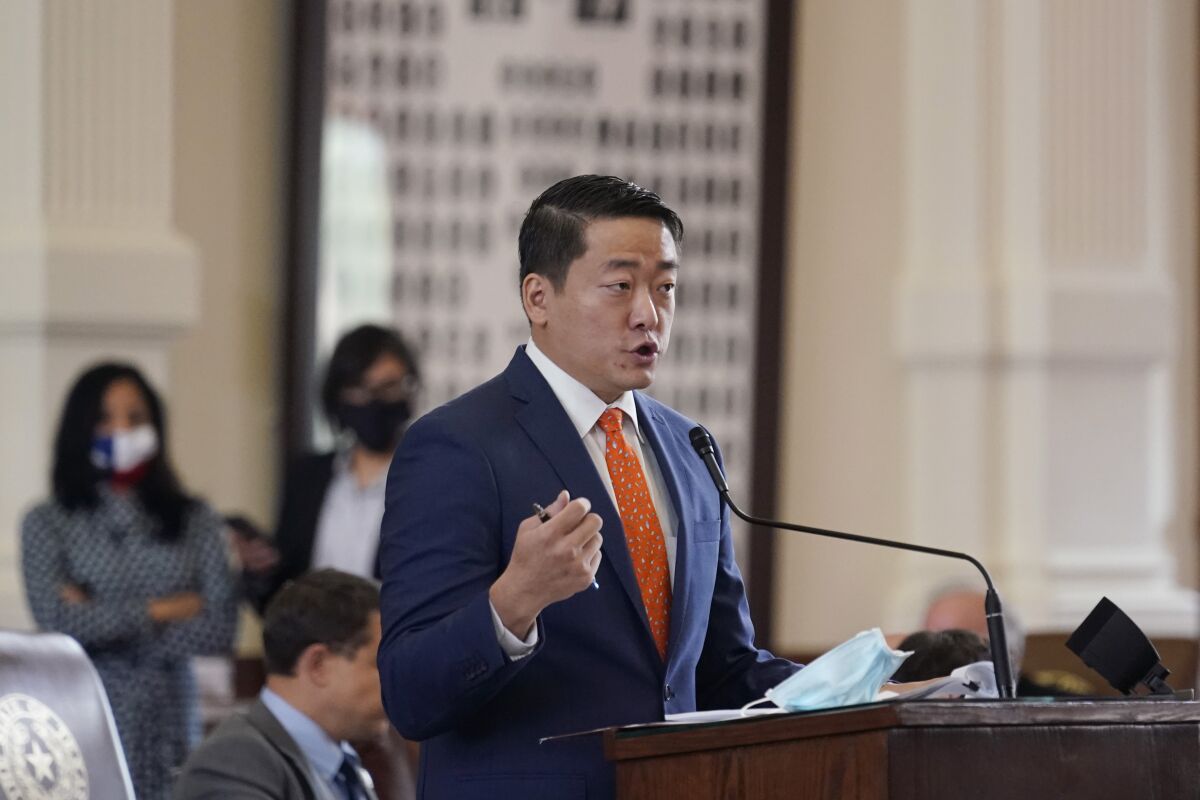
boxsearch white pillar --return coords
[0,1,198,629]
[894,0,1197,637]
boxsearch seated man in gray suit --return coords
[175,569,388,800]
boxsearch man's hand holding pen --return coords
[488,490,604,640]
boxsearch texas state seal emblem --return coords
[0,694,89,800]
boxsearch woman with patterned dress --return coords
[20,363,238,800]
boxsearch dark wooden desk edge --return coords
[603,700,1200,762]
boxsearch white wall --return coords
[773,0,908,650]
[774,0,1198,652]
[170,0,284,536]
[2,0,1194,657]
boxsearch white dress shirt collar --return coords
[525,339,640,438]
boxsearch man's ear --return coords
[294,643,332,687]
[522,273,553,327]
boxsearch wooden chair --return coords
[1023,632,1199,696]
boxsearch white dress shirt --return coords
[311,448,387,578]
[489,339,679,658]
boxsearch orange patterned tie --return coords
[598,407,671,660]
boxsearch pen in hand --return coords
[533,502,600,591]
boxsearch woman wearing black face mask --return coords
[236,325,420,613]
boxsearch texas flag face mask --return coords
[90,425,159,474]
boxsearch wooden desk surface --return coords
[607,699,1200,799]
[605,699,1200,761]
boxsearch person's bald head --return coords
[922,586,1026,671]
[923,589,988,638]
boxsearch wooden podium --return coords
[603,700,1200,799]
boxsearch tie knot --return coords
[337,752,365,799]
[598,407,624,435]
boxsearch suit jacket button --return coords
[664,683,675,702]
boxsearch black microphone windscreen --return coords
[689,426,715,455]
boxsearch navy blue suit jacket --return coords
[378,347,797,799]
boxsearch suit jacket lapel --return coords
[633,395,695,668]
[506,349,660,658]
[246,699,381,800]
[245,699,323,800]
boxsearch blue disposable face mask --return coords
[756,628,911,713]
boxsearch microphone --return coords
[688,425,1016,699]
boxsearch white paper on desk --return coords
[662,707,789,725]
[875,661,999,702]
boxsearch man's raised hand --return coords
[489,490,603,639]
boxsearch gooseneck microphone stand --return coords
[689,426,1016,699]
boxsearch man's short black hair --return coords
[890,629,990,683]
[517,174,684,290]
[262,569,381,676]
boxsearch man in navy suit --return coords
[378,175,799,799]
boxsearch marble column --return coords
[0,1,198,629]
[893,0,1197,637]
